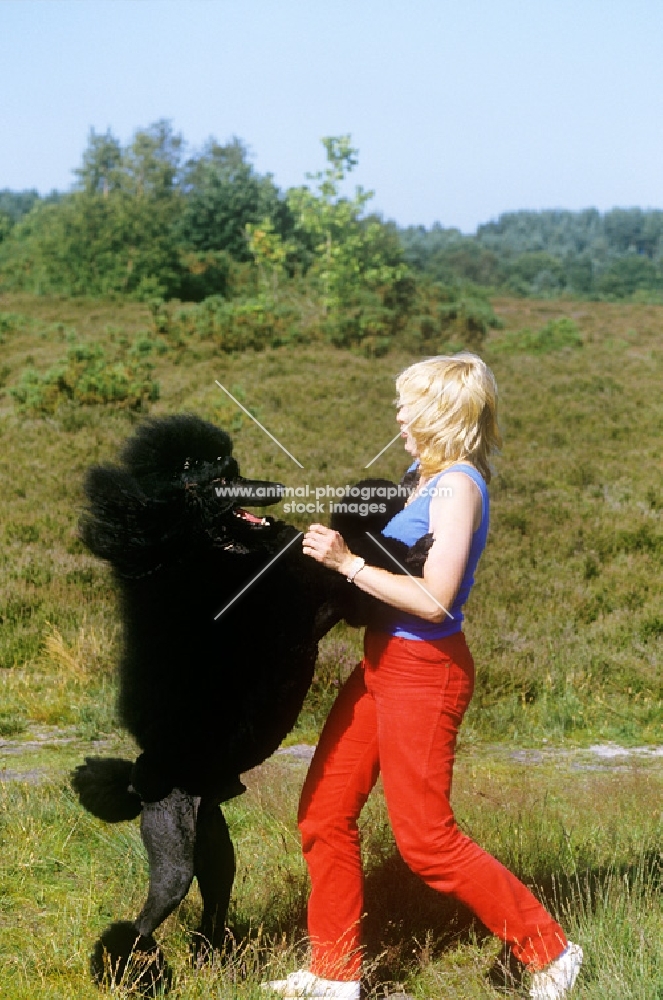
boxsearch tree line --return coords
[0,123,408,302]
[402,208,663,298]
[1,121,661,312]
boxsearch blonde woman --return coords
[266,354,582,1000]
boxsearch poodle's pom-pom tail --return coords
[72,757,142,823]
[90,921,172,995]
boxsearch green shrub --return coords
[0,311,33,349]
[589,523,663,561]
[397,286,501,355]
[11,338,159,414]
[0,710,27,737]
[191,294,308,351]
[641,615,663,642]
[325,288,397,356]
[5,522,40,543]
[437,294,500,349]
[0,311,28,339]
[147,281,497,360]
[494,316,583,354]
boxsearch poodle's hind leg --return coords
[90,789,197,993]
[191,798,236,960]
[136,787,198,936]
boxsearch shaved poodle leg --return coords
[90,789,195,993]
[192,799,236,956]
[134,788,198,937]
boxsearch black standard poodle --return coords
[71,414,431,992]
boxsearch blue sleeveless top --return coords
[378,463,489,640]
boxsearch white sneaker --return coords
[262,968,360,1000]
[530,942,583,999]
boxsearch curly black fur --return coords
[78,415,332,800]
[72,415,433,989]
[71,757,142,822]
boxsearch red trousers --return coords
[298,631,567,980]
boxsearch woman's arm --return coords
[303,471,482,624]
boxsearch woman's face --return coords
[396,401,419,458]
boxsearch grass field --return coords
[0,293,661,997]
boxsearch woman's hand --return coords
[303,524,355,576]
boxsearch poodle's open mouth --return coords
[233,507,268,526]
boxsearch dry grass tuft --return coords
[40,620,118,682]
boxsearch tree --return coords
[0,191,182,298]
[245,218,294,293]
[0,189,41,224]
[121,119,183,200]
[74,129,123,196]
[288,137,406,308]
[423,240,502,287]
[179,138,291,261]
[284,137,411,350]
[596,254,661,298]
[602,208,663,258]
[1,122,185,298]
[504,252,566,294]
[0,212,12,244]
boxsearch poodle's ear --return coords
[80,464,186,577]
[81,465,146,558]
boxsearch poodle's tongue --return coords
[235,508,267,524]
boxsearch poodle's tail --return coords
[72,757,143,822]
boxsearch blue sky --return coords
[1,0,662,232]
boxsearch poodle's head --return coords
[82,416,286,573]
[121,414,239,495]
[127,415,286,544]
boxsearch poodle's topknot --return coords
[120,414,239,491]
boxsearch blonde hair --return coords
[395,352,502,482]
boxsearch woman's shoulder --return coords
[429,468,483,502]
[432,462,486,491]
[428,465,486,532]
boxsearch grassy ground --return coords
[0,292,661,996]
[1,746,661,998]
